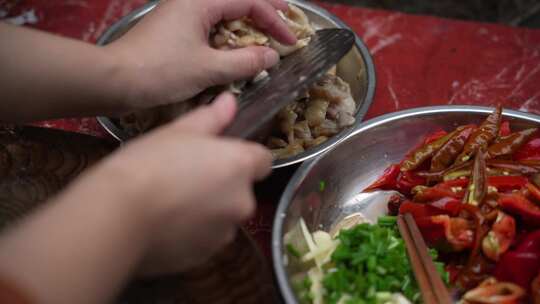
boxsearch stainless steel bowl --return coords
[272,105,540,303]
[96,0,376,168]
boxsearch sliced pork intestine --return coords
[310,75,356,128]
[118,5,356,160]
[212,4,315,57]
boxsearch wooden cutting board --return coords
[0,125,280,304]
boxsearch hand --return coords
[107,0,296,110]
[96,93,272,275]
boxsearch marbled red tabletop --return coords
[2,0,540,258]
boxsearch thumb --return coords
[210,46,279,85]
[171,93,237,135]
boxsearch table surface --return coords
[2,0,540,258]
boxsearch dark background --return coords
[317,0,540,28]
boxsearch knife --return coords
[222,28,355,139]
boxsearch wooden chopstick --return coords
[397,214,452,304]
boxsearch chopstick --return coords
[397,213,452,304]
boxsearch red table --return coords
[2,0,540,257]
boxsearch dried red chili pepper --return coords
[462,203,488,254]
[464,149,488,206]
[487,159,540,175]
[520,159,540,168]
[417,160,473,182]
[423,130,448,145]
[431,125,476,172]
[456,105,502,165]
[487,128,539,159]
[401,130,456,171]
[400,130,448,164]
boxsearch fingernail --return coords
[264,50,280,68]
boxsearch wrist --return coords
[99,46,145,115]
[102,44,163,114]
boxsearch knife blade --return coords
[222,28,355,139]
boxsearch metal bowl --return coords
[96,0,376,168]
[272,105,540,303]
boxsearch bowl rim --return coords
[272,105,540,303]
[95,0,377,169]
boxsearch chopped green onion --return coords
[317,220,448,304]
[377,216,398,227]
[319,180,326,192]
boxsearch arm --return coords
[0,93,272,304]
[0,23,131,122]
[0,169,150,304]
[0,0,295,123]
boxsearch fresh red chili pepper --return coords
[526,183,540,203]
[395,171,426,195]
[462,278,525,304]
[401,130,456,171]
[439,176,527,190]
[515,138,540,161]
[430,197,463,216]
[364,164,400,191]
[516,230,540,253]
[482,212,516,261]
[431,215,475,251]
[414,216,448,247]
[495,230,540,289]
[496,251,540,290]
[399,201,446,218]
[489,176,528,191]
[456,105,502,165]
[437,178,470,189]
[499,194,540,227]
[431,125,475,172]
[500,121,511,137]
[413,186,464,202]
[487,128,539,159]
